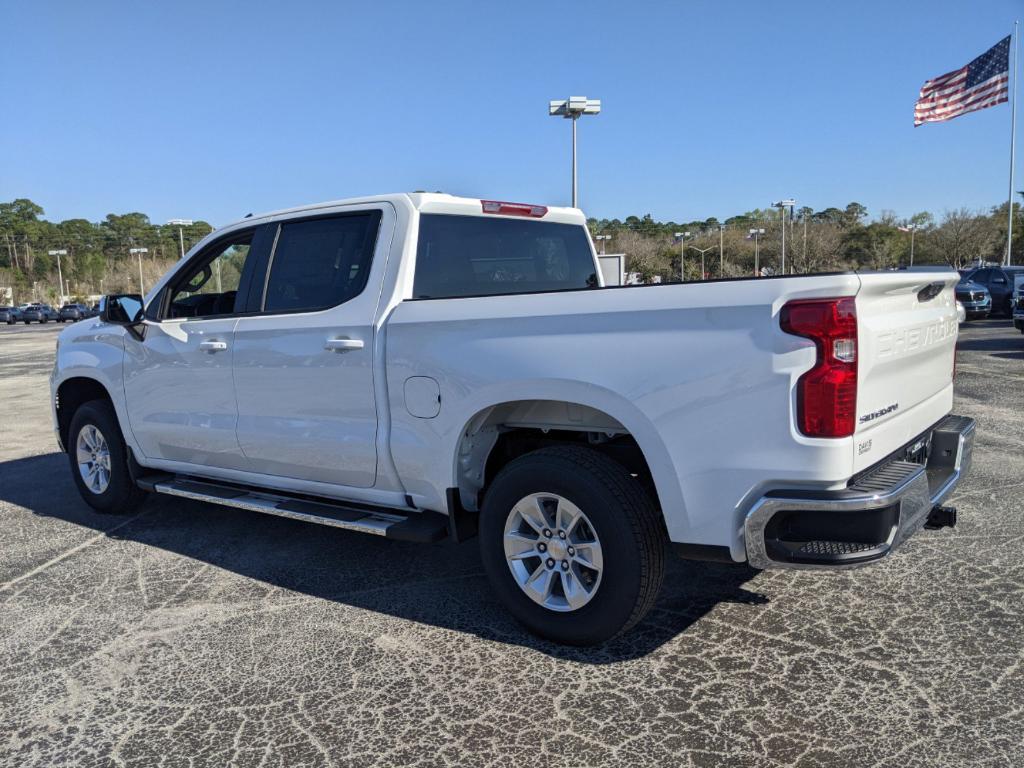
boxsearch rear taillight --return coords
[781,297,858,438]
[480,200,548,218]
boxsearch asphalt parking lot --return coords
[1,319,1022,768]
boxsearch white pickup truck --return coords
[51,193,974,645]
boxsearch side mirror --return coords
[99,294,146,339]
[100,294,144,324]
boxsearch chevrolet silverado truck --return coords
[51,193,974,645]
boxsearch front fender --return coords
[51,323,135,454]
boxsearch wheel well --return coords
[56,377,113,452]
[455,400,659,514]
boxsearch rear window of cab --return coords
[413,214,597,299]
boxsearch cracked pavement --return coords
[0,319,1022,767]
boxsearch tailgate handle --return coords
[918,282,944,302]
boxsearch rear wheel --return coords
[67,400,147,514]
[479,445,666,646]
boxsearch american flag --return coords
[914,36,1010,126]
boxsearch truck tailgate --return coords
[853,271,959,473]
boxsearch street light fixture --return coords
[48,249,68,304]
[674,232,691,281]
[549,96,601,208]
[772,199,795,274]
[748,228,765,275]
[593,234,611,254]
[688,245,717,280]
[898,223,921,266]
[167,219,194,259]
[129,247,148,295]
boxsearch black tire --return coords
[67,399,147,514]
[23,320,29,324]
[479,445,666,646]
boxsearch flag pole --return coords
[1007,21,1019,266]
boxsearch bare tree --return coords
[614,230,672,283]
[790,223,844,273]
[929,209,1000,269]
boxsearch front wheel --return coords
[67,400,147,514]
[479,445,666,646]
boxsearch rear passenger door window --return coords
[262,212,381,314]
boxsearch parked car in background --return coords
[962,266,1024,317]
[954,277,992,319]
[58,303,90,322]
[0,306,23,324]
[20,303,58,323]
[1013,273,1024,334]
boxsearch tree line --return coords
[587,199,1022,282]
[0,196,1020,304]
[0,199,213,304]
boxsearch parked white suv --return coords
[51,193,974,644]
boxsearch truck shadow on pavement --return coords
[1,452,767,663]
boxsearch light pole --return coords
[129,247,148,295]
[773,199,795,274]
[594,234,611,254]
[899,224,920,266]
[688,245,717,280]
[749,228,765,275]
[719,224,725,276]
[674,232,691,281]
[48,249,68,304]
[167,219,194,259]
[549,96,601,208]
[802,214,808,268]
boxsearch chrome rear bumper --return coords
[744,414,975,570]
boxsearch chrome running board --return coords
[144,476,448,543]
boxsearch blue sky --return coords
[0,0,1020,226]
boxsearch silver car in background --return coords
[0,306,23,324]
[20,303,58,323]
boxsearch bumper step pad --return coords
[141,475,448,544]
[744,414,976,570]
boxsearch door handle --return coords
[324,337,364,353]
[199,340,228,352]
